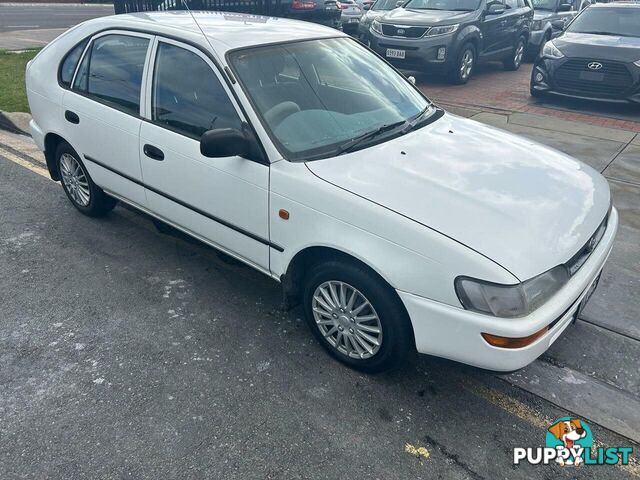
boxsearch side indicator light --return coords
[279,209,290,220]
[481,326,548,349]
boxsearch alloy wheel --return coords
[460,49,474,80]
[59,153,90,207]
[311,280,383,359]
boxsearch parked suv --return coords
[369,0,534,83]
[526,0,581,59]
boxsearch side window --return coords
[152,42,243,140]
[517,0,526,7]
[73,34,149,116]
[59,38,89,88]
[505,0,518,8]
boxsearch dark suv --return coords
[368,0,533,83]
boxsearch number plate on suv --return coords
[386,48,405,59]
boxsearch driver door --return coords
[139,37,271,272]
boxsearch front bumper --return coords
[369,30,456,72]
[531,57,640,104]
[398,207,619,372]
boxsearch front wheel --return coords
[302,260,415,373]
[504,36,526,71]
[449,43,476,85]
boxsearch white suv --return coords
[26,12,617,372]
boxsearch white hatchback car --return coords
[26,12,617,373]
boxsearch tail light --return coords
[292,0,317,8]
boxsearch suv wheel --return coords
[302,260,414,373]
[504,36,526,71]
[450,43,476,84]
[56,141,117,217]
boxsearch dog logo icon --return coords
[546,417,591,466]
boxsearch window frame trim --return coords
[143,36,249,143]
[69,30,155,119]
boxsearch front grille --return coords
[555,58,634,98]
[380,24,428,38]
[565,212,609,277]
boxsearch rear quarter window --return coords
[59,39,89,88]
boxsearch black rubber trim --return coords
[83,154,284,252]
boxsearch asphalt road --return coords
[0,120,638,478]
[0,4,114,33]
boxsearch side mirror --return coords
[558,2,572,11]
[551,19,565,30]
[200,128,249,158]
[487,3,505,14]
[363,3,371,9]
[396,0,404,6]
[407,75,416,85]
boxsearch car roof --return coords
[83,11,344,53]
[591,1,640,7]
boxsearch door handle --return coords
[65,110,80,124]
[143,144,164,161]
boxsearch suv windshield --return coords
[228,38,434,161]
[372,0,400,10]
[405,0,481,11]
[567,7,640,37]
[531,0,556,10]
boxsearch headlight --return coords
[531,19,543,31]
[455,266,569,318]
[371,19,383,34]
[634,59,640,67]
[542,41,564,60]
[425,24,459,36]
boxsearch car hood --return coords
[533,11,555,21]
[555,32,640,62]
[379,8,475,26]
[305,113,610,281]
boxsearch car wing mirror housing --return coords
[487,3,505,14]
[558,2,572,11]
[363,3,371,9]
[551,19,565,30]
[200,126,263,162]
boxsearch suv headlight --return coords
[371,19,383,34]
[542,41,564,60]
[531,19,543,31]
[455,266,569,318]
[425,24,459,36]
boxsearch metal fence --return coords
[113,0,287,16]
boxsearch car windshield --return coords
[405,0,481,11]
[372,0,399,9]
[567,7,640,37]
[228,38,434,161]
[531,0,556,10]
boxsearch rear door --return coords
[139,38,271,272]
[63,31,152,207]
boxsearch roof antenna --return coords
[180,0,224,65]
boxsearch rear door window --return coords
[73,34,150,116]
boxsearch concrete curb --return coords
[0,111,30,136]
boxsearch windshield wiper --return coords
[336,120,408,155]
[401,105,435,133]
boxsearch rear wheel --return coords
[504,36,526,71]
[56,142,116,217]
[449,43,476,85]
[302,260,415,373]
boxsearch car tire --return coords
[56,141,117,217]
[449,43,476,85]
[302,259,415,373]
[504,36,526,71]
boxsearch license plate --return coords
[579,71,604,82]
[386,48,405,59]
[349,17,359,22]
[577,273,601,318]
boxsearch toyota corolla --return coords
[26,12,617,372]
